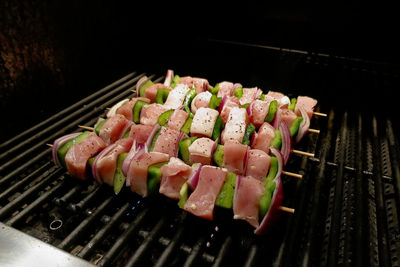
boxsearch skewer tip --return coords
[279,206,295,214]
[313,111,327,117]
[78,125,95,131]
[281,171,303,179]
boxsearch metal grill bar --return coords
[58,196,114,250]
[77,202,131,259]
[98,208,149,267]
[0,71,139,151]
[5,179,66,227]
[125,218,167,267]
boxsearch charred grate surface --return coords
[0,66,399,267]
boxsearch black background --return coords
[1,1,399,142]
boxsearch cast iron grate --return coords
[0,62,399,266]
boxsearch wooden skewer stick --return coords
[48,143,296,215]
[292,149,315,158]
[282,171,303,179]
[78,125,95,131]
[308,128,320,134]
[279,206,295,214]
[313,111,327,117]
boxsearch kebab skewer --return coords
[50,70,323,235]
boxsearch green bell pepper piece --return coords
[158,109,174,126]
[180,117,193,135]
[265,156,278,182]
[178,182,189,209]
[259,93,265,101]
[169,75,180,88]
[242,103,250,109]
[259,181,277,218]
[271,130,282,149]
[289,117,303,137]
[57,131,91,168]
[242,123,256,146]
[209,83,219,95]
[209,95,222,110]
[289,98,297,111]
[139,80,154,97]
[212,115,224,141]
[95,119,108,135]
[132,100,149,123]
[215,173,237,209]
[178,136,198,165]
[147,161,169,195]
[233,87,243,98]
[259,156,278,217]
[113,153,128,195]
[212,144,224,167]
[155,88,170,104]
[265,100,278,123]
[183,88,196,107]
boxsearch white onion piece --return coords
[52,133,81,167]
[122,140,139,177]
[91,143,117,183]
[163,69,174,86]
[136,76,149,95]
[295,106,310,143]
[106,99,129,118]
[279,96,290,107]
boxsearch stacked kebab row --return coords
[51,70,321,235]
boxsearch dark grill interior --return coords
[1,44,400,266]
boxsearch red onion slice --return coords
[145,124,161,150]
[187,164,202,190]
[125,144,146,187]
[279,122,292,165]
[272,107,282,129]
[218,95,227,113]
[52,132,81,167]
[295,106,310,143]
[163,69,174,86]
[254,175,284,235]
[91,143,117,183]
[136,76,149,95]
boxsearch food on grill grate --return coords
[51,69,321,235]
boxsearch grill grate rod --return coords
[77,202,131,259]
[98,207,149,267]
[0,71,139,151]
[0,74,153,174]
[0,167,63,221]
[0,161,52,203]
[125,218,167,267]
[58,196,114,250]
[154,226,186,267]
[326,112,348,267]
[371,116,391,267]
[5,179,66,227]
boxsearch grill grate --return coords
[1,67,400,266]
